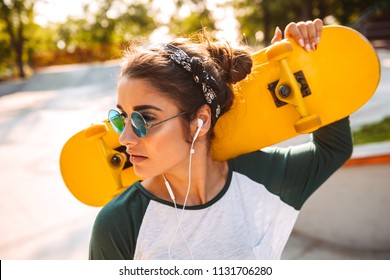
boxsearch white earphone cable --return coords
[164,174,193,260]
[164,121,202,260]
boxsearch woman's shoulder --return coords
[96,181,151,222]
[90,182,148,260]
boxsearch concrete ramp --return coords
[1,62,120,96]
[295,142,390,251]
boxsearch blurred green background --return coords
[1,0,389,81]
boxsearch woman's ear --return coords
[192,104,211,138]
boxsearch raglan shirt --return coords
[89,117,353,260]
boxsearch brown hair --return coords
[119,33,253,143]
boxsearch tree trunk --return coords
[301,0,313,20]
[2,3,26,79]
[15,19,25,78]
[263,2,271,45]
[15,46,25,78]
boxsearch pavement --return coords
[0,52,390,260]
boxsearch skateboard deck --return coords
[60,25,380,206]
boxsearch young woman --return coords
[89,19,353,260]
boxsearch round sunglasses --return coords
[108,109,185,138]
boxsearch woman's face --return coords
[117,77,192,178]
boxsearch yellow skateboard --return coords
[60,25,380,206]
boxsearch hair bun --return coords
[207,42,253,84]
[229,48,253,84]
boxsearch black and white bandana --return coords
[164,44,221,119]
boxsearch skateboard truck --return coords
[266,41,322,133]
[84,122,128,196]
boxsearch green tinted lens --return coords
[131,111,147,138]
[108,109,124,134]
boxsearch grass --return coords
[352,116,390,145]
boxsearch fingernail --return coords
[305,44,311,52]
[298,39,304,48]
[312,42,317,50]
[317,36,320,43]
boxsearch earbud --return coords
[197,118,203,128]
[191,119,203,155]
[193,118,203,142]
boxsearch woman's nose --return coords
[119,122,139,146]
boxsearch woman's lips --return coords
[129,153,147,164]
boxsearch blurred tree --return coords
[231,0,379,46]
[0,20,12,79]
[115,0,157,41]
[0,0,35,78]
[168,0,216,36]
[2,0,386,79]
[55,0,156,60]
[91,0,116,45]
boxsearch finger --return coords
[284,22,305,48]
[297,22,312,52]
[271,26,283,44]
[313,18,323,44]
[305,20,318,50]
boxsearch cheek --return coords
[134,122,191,177]
[151,142,188,168]
[150,124,190,159]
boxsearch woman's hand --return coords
[271,19,323,52]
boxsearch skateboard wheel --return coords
[85,122,109,140]
[266,41,293,62]
[294,115,322,134]
[109,152,127,169]
[111,154,122,166]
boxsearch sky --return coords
[34,0,240,42]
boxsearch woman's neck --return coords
[143,152,228,206]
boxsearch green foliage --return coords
[0,0,158,78]
[0,0,388,80]
[0,20,12,79]
[353,116,390,145]
[54,0,157,57]
[168,0,216,36]
[116,2,157,40]
[0,0,35,78]
[231,0,381,46]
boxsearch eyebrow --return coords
[116,104,163,112]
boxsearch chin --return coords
[133,166,158,180]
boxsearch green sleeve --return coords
[89,183,150,260]
[230,117,353,210]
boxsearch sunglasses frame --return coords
[108,109,186,138]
